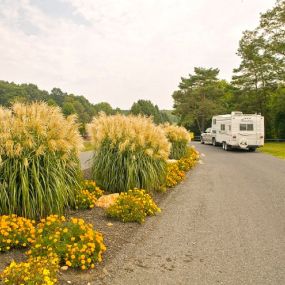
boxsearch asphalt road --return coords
[93,142,285,285]
[80,150,93,170]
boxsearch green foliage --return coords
[91,141,167,193]
[130,99,170,124]
[88,114,170,193]
[231,0,285,138]
[93,102,114,115]
[161,123,190,159]
[172,1,285,138]
[106,189,161,224]
[172,67,227,133]
[170,140,188,159]
[0,81,117,136]
[0,102,82,219]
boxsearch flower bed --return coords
[166,146,199,187]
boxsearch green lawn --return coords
[259,142,285,159]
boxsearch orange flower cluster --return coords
[0,215,35,252]
[166,163,186,187]
[166,146,199,187]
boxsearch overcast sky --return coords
[0,0,276,109]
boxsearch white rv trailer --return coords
[205,111,264,151]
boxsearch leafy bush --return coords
[0,215,35,252]
[88,113,170,192]
[0,102,82,219]
[166,163,185,187]
[162,123,190,159]
[28,215,106,270]
[106,189,161,224]
[0,254,59,285]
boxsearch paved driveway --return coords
[95,142,285,285]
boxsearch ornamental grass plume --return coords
[0,102,83,219]
[161,123,191,159]
[88,113,170,192]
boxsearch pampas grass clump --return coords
[0,102,83,219]
[162,123,190,159]
[88,113,170,193]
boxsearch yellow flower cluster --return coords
[106,189,161,224]
[166,163,186,187]
[0,215,35,252]
[166,146,199,187]
[28,215,106,270]
[0,254,59,285]
[161,123,191,142]
[75,190,98,210]
[88,113,170,160]
[177,146,199,172]
[82,180,104,198]
[75,180,104,210]
[0,102,82,158]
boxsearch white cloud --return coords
[0,0,276,109]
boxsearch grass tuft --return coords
[0,102,83,219]
[88,113,170,192]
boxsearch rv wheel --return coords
[201,138,204,144]
[248,148,256,152]
[224,143,231,151]
[212,138,217,146]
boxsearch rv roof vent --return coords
[231,111,243,116]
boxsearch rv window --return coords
[240,124,254,131]
[221,124,225,131]
[247,124,254,131]
[213,119,216,125]
[229,125,231,131]
[240,124,247,131]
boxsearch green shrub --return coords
[106,189,161,224]
[88,114,170,192]
[0,102,82,219]
[162,123,190,159]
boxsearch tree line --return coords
[0,81,174,135]
[172,0,285,138]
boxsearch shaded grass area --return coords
[259,143,285,159]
